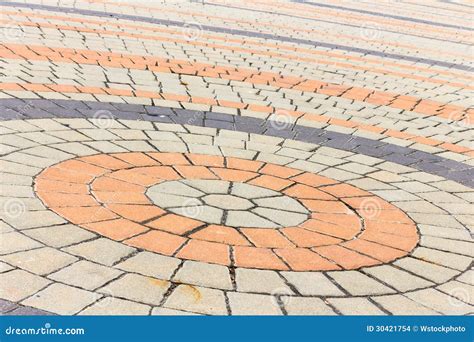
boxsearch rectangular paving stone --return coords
[98,274,170,306]
[228,292,282,315]
[371,294,439,315]
[394,257,459,283]
[151,307,199,315]
[173,261,232,290]
[420,236,474,257]
[21,283,97,315]
[49,260,123,290]
[283,297,336,315]
[235,268,291,294]
[78,297,150,315]
[437,281,474,305]
[164,284,227,315]
[405,289,472,315]
[0,247,77,276]
[0,232,42,255]
[63,238,135,266]
[281,271,344,296]
[328,270,395,296]
[411,247,472,271]
[23,224,96,248]
[115,252,181,280]
[327,298,385,315]
[3,210,66,230]
[0,270,51,301]
[363,265,433,292]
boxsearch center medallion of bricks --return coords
[34,152,418,271]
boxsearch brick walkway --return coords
[0,0,472,316]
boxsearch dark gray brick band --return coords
[0,1,471,71]
[1,98,472,187]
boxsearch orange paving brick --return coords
[361,231,418,252]
[248,175,294,191]
[226,158,263,172]
[342,239,407,263]
[300,219,360,240]
[211,168,257,182]
[92,191,150,204]
[240,228,295,248]
[111,152,159,166]
[34,178,89,194]
[290,172,339,187]
[133,166,182,181]
[51,206,118,224]
[177,240,231,266]
[259,164,302,178]
[147,214,204,235]
[106,204,166,223]
[108,169,162,186]
[190,225,250,246]
[186,154,224,167]
[319,183,372,198]
[147,152,189,165]
[82,218,148,241]
[301,200,351,213]
[37,192,99,208]
[174,165,218,179]
[275,248,340,271]
[313,245,380,269]
[233,246,289,270]
[91,177,146,192]
[280,227,342,247]
[283,184,335,200]
[125,230,186,256]
[79,154,132,170]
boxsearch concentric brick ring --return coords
[34,152,418,271]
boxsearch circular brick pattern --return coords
[147,179,310,228]
[34,152,419,271]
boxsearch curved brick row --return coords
[1,99,472,187]
[35,152,417,271]
[2,1,472,70]
[0,119,471,316]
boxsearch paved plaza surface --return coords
[0,0,473,316]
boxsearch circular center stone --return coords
[146,179,310,228]
[202,194,253,210]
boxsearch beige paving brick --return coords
[79,297,150,315]
[49,260,123,290]
[174,261,232,290]
[0,269,51,301]
[0,247,77,275]
[63,238,135,266]
[115,252,180,280]
[228,292,282,315]
[22,283,97,315]
[165,284,227,315]
[98,274,170,306]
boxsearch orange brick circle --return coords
[34,152,419,271]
